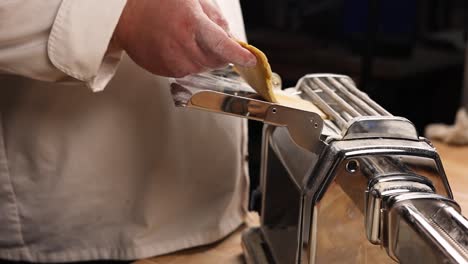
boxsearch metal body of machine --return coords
[170,70,468,264]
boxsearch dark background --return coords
[239,0,467,197]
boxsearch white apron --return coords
[0,0,250,262]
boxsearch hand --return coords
[113,0,257,77]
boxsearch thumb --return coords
[199,0,230,33]
[196,18,257,67]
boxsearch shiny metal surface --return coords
[170,71,324,151]
[169,71,468,263]
[307,151,454,264]
[296,74,392,131]
[339,76,392,116]
[365,176,434,244]
[385,194,468,263]
[342,116,419,140]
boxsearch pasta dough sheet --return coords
[234,41,327,119]
[234,41,278,103]
[274,91,327,119]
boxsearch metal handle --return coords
[170,80,324,151]
[384,194,468,264]
[363,155,468,264]
[366,174,468,264]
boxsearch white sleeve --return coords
[0,0,127,92]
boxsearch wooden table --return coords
[135,141,468,264]
[433,142,468,212]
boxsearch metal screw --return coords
[346,160,359,173]
[272,108,277,114]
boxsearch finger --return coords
[148,42,207,77]
[198,0,230,33]
[184,39,230,70]
[166,62,207,78]
[168,30,227,71]
[191,49,229,69]
[196,18,257,67]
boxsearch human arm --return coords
[0,0,256,91]
[0,0,127,91]
[113,0,256,78]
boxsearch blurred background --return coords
[239,0,467,195]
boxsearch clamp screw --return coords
[346,160,359,173]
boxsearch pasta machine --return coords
[170,69,468,264]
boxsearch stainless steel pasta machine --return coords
[170,69,468,264]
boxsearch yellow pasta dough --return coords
[234,41,327,118]
[274,91,327,119]
[234,41,278,103]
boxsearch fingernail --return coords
[244,56,257,67]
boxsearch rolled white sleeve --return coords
[48,0,127,91]
[0,0,127,92]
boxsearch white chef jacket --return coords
[0,0,249,262]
